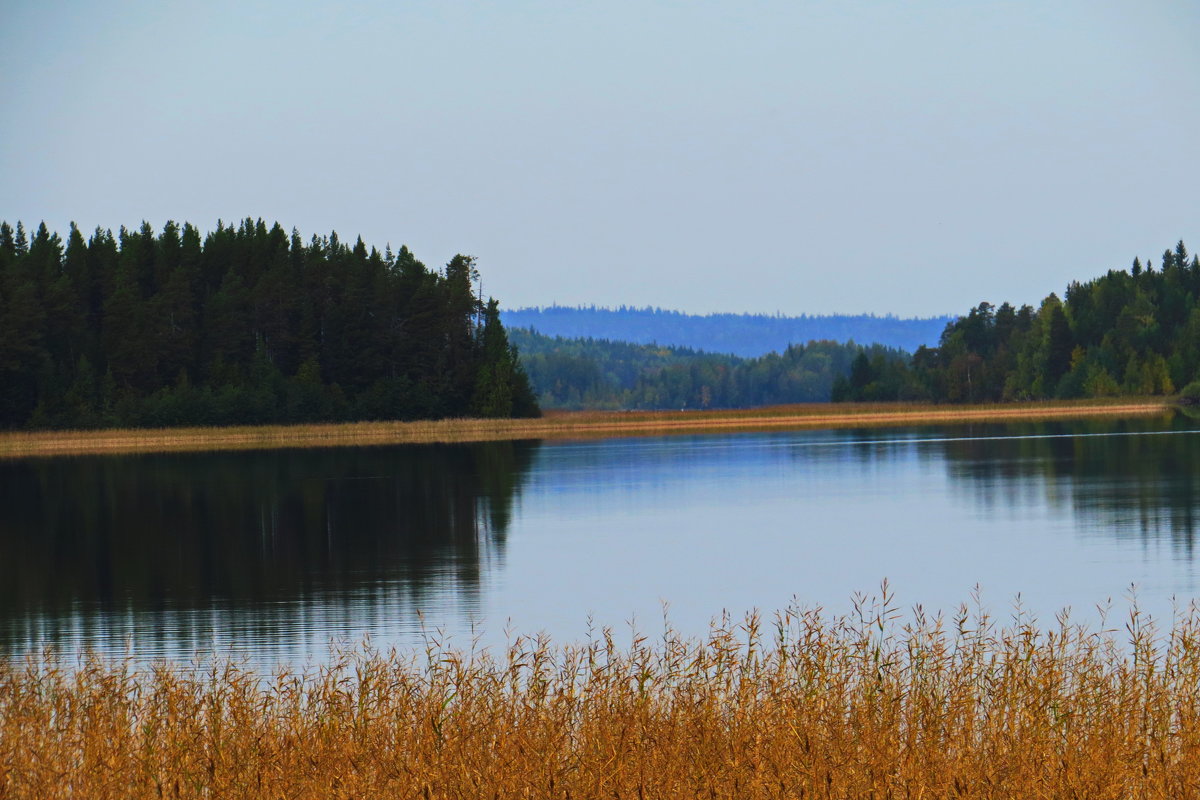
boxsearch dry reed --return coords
[0,399,1171,459]
[4,588,1200,798]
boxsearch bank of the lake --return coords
[0,398,1173,459]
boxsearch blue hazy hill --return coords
[501,306,953,358]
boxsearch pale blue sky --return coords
[2,0,1198,316]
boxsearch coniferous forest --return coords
[3,221,1196,426]
[513,241,1200,410]
[502,306,950,357]
[0,219,538,429]
[510,328,906,410]
[834,241,1200,403]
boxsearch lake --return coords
[3,413,1200,666]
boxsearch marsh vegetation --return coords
[0,398,1168,459]
[5,593,1200,798]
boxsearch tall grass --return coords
[4,591,1200,797]
[0,398,1170,459]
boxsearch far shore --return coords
[0,398,1175,460]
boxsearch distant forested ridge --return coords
[0,219,537,429]
[510,328,906,410]
[501,306,953,357]
[834,241,1200,403]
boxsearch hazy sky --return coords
[3,0,1198,317]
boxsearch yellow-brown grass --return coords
[4,592,1200,798]
[0,398,1172,459]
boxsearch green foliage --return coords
[1179,380,1200,406]
[502,306,950,356]
[835,240,1198,403]
[0,219,538,428]
[472,300,539,418]
[511,328,907,409]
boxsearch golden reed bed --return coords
[4,592,1200,798]
[0,399,1171,459]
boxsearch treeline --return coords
[835,241,1200,403]
[510,328,906,409]
[0,219,537,429]
[502,305,952,357]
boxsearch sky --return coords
[2,0,1198,318]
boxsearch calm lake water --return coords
[4,414,1200,665]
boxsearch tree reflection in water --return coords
[0,440,538,659]
[934,414,1200,556]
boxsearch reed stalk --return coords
[4,590,1200,798]
[0,399,1170,459]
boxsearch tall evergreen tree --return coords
[0,219,539,429]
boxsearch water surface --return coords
[3,415,1199,664]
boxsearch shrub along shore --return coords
[4,594,1200,798]
[0,398,1172,459]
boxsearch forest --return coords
[510,328,906,409]
[501,306,951,356]
[515,240,1200,410]
[4,221,1194,427]
[0,219,537,429]
[835,241,1200,403]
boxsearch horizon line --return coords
[500,304,957,321]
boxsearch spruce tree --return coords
[0,219,539,428]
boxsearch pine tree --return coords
[1044,301,1074,393]
[0,220,537,427]
[462,299,540,418]
[14,222,28,256]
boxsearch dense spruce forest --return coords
[510,328,906,409]
[834,241,1200,403]
[0,219,537,429]
[501,306,952,357]
[6,220,1191,426]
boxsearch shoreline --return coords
[0,398,1174,459]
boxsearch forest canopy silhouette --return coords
[832,241,1200,403]
[508,241,1200,410]
[3,219,1196,427]
[0,219,538,429]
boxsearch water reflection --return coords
[0,440,538,658]
[931,416,1200,555]
[5,414,1200,664]
[760,415,1200,555]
